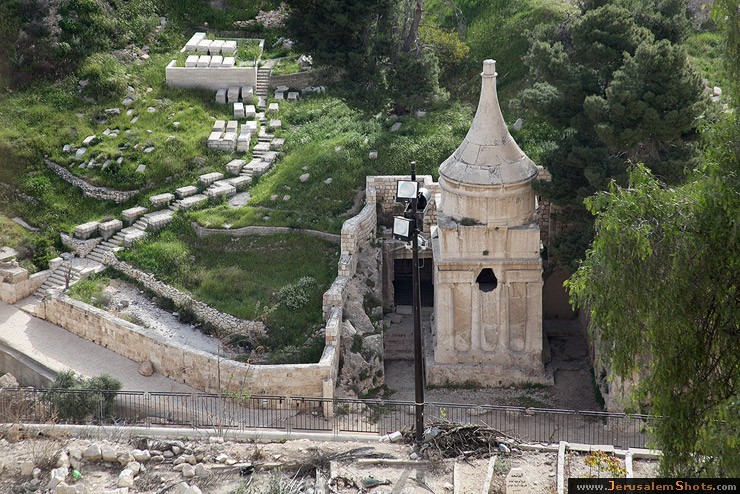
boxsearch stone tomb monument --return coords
[428,60,549,386]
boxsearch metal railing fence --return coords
[0,388,654,449]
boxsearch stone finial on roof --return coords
[439,59,537,186]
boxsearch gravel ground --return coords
[103,279,223,355]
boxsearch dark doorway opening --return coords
[393,258,434,306]
[476,268,498,292]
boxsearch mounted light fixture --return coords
[392,216,415,242]
[396,180,419,202]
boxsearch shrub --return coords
[43,371,122,423]
[277,276,318,309]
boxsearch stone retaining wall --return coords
[165,61,257,91]
[192,223,340,244]
[44,294,332,397]
[45,160,142,203]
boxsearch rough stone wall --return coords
[45,160,141,203]
[61,234,102,258]
[107,258,266,344]
[44,295,330,397]
[165,62,257,91]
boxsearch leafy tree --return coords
[283,0,444,112]
[567,111,739,475]
[522,0,704,269]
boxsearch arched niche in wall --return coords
[476,268,498,292]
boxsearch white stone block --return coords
[122,206,147,224]
[262,151,278,164]
[209,40,224,55]
[241,86,254,99]
[268,102,279,113]
[149,193,174,207]
[175,185,198,199]
[275,91,284,100]
[271,138,285,150]
[199,172,224,187]
[206,183,237,200]
[209,55,223,67]
[222,56,235,68]
[227,86,240,103]
[196,39,212,53]
[215,88,227,104]
[213,120,226,132]
[253,142,270,153]
[82,135,98,146]
[98,219,123,240]
[287,91,299,101]
[269,119,281,129]
[222,40,237,55]
[233,102,245,118]
[196,55,211,67]
[74,221,100,240]
[226,159,246,175]
[185,55,199,67]
[226,120,238,132]
[244,104,256,118]
[243,121,257,135]
[185,32,206,51]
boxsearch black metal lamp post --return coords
[392,162,429,445]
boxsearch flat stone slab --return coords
[227,87,240,103]
[226,159,246,175]
[253,142,270,153]
[74,221,100,240]
[213,120,226,132]
[122,206,147,224]
[199,172,224,186]
[215,89,227,104]
[390,122,402,132]
[175,185,198,199]
[178,194,208,210]
[269,119,281,129]
[233,102,245,119]
[287,92,299,101]
[244,105,256,119]
[262,151,279,164]
[228,191,251,208]
[268,102,279,113]
[185,55,199,67]
[226,120,238,132]
[149,193,174,207]
[271,138,285,150]
[196,39,212,53]
[221,56,235,68]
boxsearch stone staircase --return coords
[384,324,415,360]
[33,263,84,298]
[255,67,270,98]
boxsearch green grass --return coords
[68,273,111,308]
[189,95,472,233]
[117,218,339,363]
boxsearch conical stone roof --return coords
[439,60,537,186]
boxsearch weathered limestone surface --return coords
[429,60,548,386]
